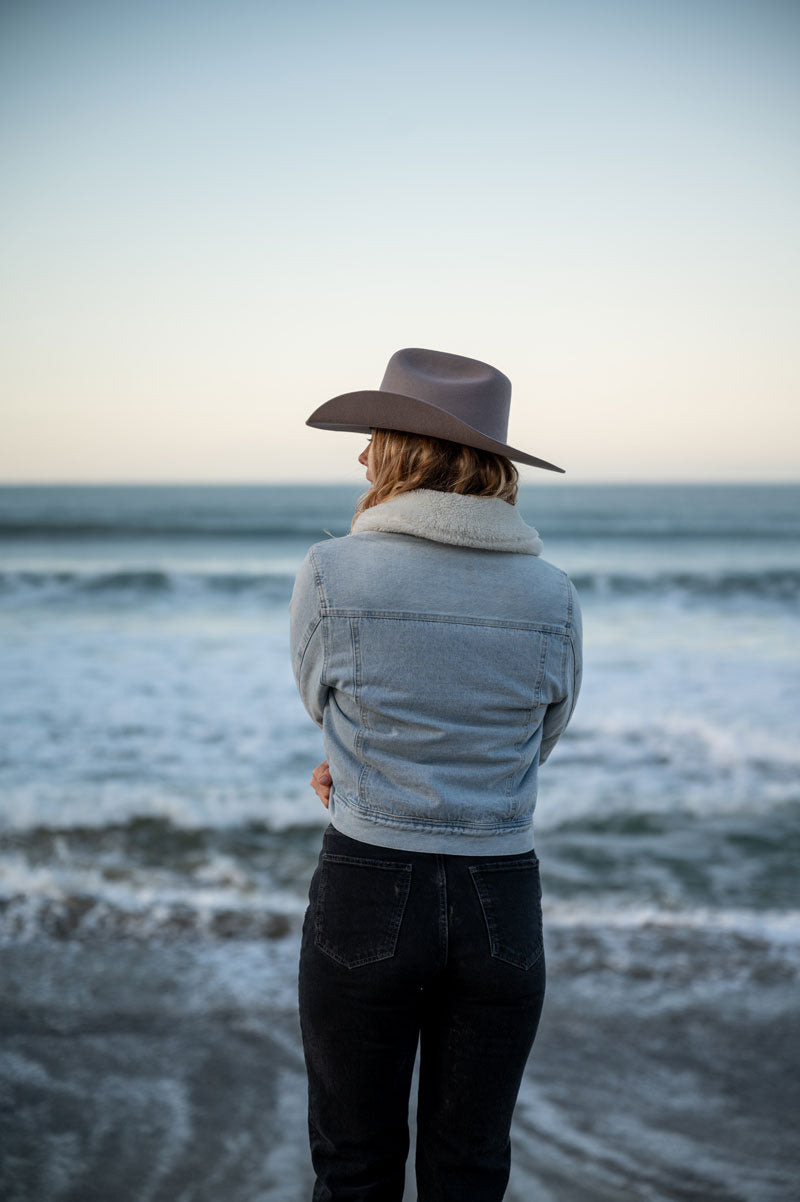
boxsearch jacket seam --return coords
[564,571,574,634]
[507,633,549,802]
[540,631,578,761]
[320,608,566,634]
[558,619,568,698]
[308,547,329,688]
[350,616,372,803]
[296,615,323,676]
[567,632,580,722]
[557,574,572,696]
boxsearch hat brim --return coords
[305,391,565,474]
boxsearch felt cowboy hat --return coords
[305,347,564,473]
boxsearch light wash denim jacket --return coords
[289,488,582,854]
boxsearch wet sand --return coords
[1,927,797,1202]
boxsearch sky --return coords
[1,0,798,484]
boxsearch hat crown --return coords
[303,345,565,473]
[380,348,511,443]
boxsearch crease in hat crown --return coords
[305,347,565,473]
[380,348,511,442]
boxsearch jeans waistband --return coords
[322,821,538,865]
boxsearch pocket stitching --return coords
[469,860,543,971]
[315,857,413,969]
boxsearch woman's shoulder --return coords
[305,532,578,631]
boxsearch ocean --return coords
[1,482,798,1201]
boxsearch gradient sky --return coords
[1,0,798,483]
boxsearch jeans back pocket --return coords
[314,853,413,969]
[469,857,543,970]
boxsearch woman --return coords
[290,347,582,1201]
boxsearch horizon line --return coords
[0,478,799,489]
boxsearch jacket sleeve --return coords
[539,579,583,765]
[289,548,329,729]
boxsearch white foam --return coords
[545,901,800,944]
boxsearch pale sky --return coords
[1,0,798,483]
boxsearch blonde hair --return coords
[351,428,519,530]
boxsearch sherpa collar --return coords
[350,488,543,555]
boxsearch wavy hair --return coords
[351,428,519,530]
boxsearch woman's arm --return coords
[540,580,583,764]
[289,549,330,728]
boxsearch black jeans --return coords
[298,823,547,1201]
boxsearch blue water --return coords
[2,481,799,1200]
[0,483,798,945]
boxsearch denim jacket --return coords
[289,488,582,854]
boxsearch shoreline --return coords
[2,926,797,1202]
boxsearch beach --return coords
[1,482,799,1200]
[3,918,797,1201]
